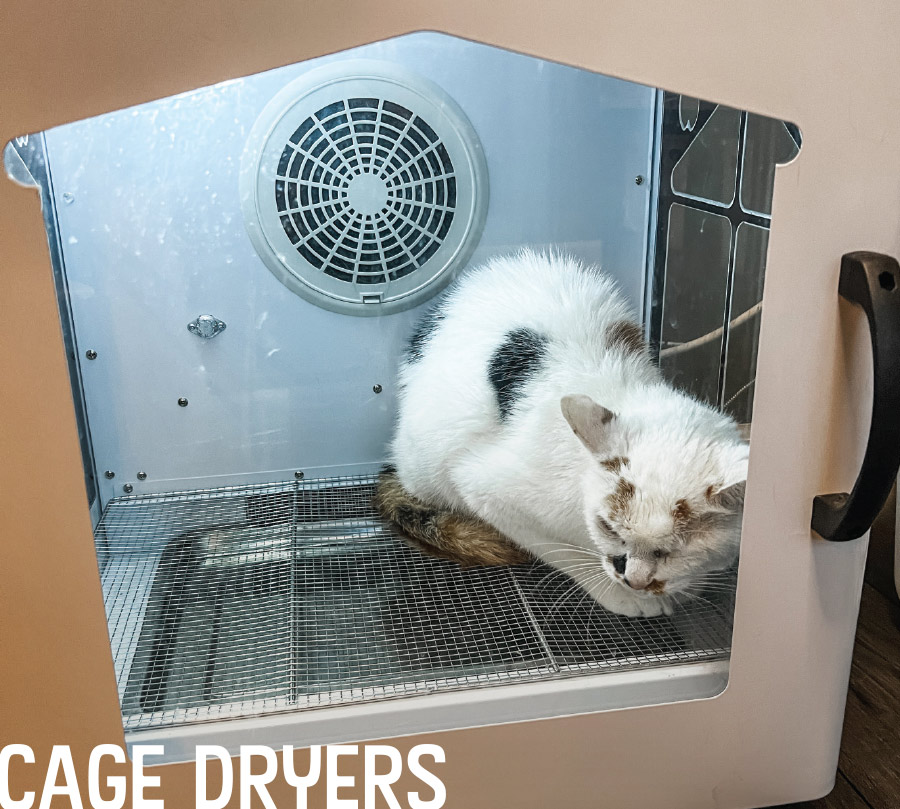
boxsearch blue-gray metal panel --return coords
[42,32,655,505]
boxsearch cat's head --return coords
[561,393,747,601]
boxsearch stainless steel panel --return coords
[42,32,656,503]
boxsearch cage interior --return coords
[5,31,797,736]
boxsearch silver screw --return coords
[373,384,383,394]
[104,470,115,479]
[85,350,98,360]
[178,397,189,407]
[137,471,147,481]
[123,484,134,494]
[294,471,305,480]
[635,175,645,186]
[62,192,75,205]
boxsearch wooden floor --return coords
[774,584,900,809]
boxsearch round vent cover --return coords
[241,60,489,315]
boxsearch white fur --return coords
[390,251,748,617]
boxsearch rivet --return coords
[635,175,645,186]
[104,470,115,479]
[85,349,98,360]
[137,471,147,481]
[373,384,383,394]
[123,484,134,494]
[178,397,189,407]
[294,471,305,480]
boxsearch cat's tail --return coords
[373,467,531,568]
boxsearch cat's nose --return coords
[623,577,647,590]
[623,574,653,590]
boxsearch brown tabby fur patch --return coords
[673,497,693,526]
[647,579,666,594]
[373,467,531,568]
[600,456,629,473]
[605,320,646,356]
[607,477,636,519]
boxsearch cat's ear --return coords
[706,481,746,513]
[560,394,615,455]
[707,448,749,512]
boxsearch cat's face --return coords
[561,393,747,601]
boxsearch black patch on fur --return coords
[405,302,447,363]
[488,328,549,421]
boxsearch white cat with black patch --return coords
[387,251,748,618]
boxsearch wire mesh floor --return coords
[94,474,736,731]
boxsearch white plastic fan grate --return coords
[243,61,488,315]
[276,98,457,284]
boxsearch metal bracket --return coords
[187,314,227,340]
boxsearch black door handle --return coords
[812,251,900,541]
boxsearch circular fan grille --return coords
[276,98,457,285]
[242,61,488,315]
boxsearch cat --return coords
[375,250,748,618]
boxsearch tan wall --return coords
[2,2,899,807]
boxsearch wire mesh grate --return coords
[94,474,736,731]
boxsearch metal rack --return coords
[94,474,735,731]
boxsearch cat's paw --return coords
[594,585,673,618]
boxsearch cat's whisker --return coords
[572,582,605,631]
[676,589,720,612]
[690,573,737,586]
[535,545,607,563]
[690,582,735,593]
[695,572,735,581]
[579,576,621,619]
[546,580,589,619]
[689,575,733,585]
[528,562,606,595]
[690,596,720,612]
[577,574,611,598]
[538,555,606,569]
[546,570,617,621]
[541,548,604,560]
[537,553,606,569]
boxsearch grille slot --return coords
[96,474,736,732]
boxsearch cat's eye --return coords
[653,549,669,560]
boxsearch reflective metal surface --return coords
[42,32,656,504]
[187,315,227,339]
